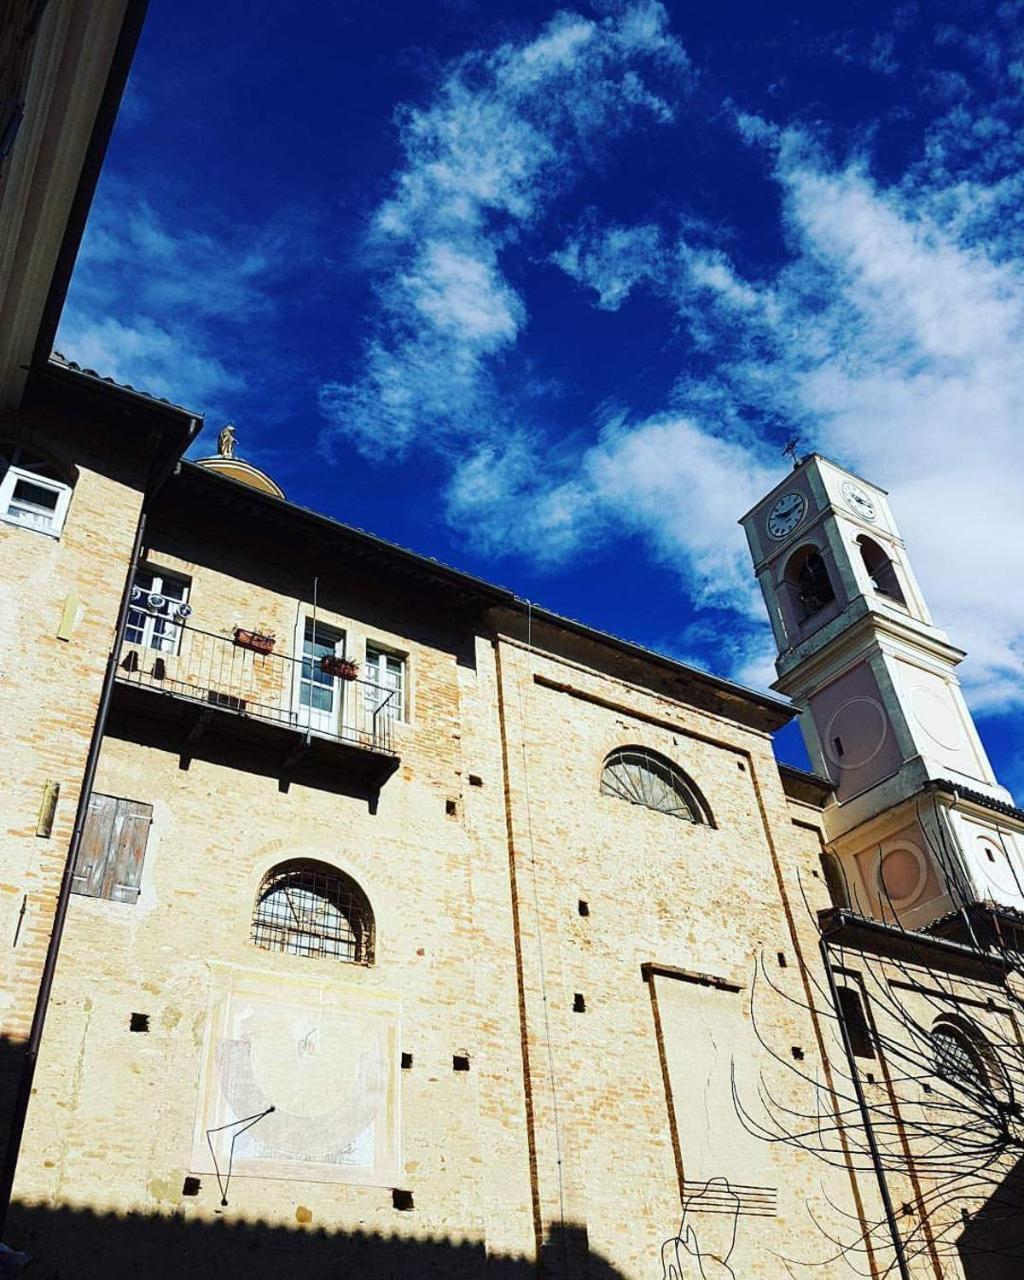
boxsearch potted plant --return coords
[320,654,359,680]
[234,626,276,655]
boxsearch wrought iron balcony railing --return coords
[115,624,398,756]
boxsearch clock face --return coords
[766,491,807,540]
[842,480,877,522]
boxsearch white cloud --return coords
[581,416,775,616]
[405,241,523,344]
[55,314,242,405]
[449,413,775,621]
[553,223,664,309]
[541,133,1024,707]
[319,2,690,459]
[57,177,310,413]
[316,2,1024,716]
[68,180,278,321]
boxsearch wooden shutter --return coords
[72,794,152,903]
[72,793,116,898]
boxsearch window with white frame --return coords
[0,442,73,537]
[364,644,405,722]
[125,566,191,652]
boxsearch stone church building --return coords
[1,5,1023,1279]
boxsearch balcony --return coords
[111,625,400,787]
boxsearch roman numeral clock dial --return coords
[766,491,807,540]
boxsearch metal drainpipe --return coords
[819,931,911,1280]
[0,422,199,1235]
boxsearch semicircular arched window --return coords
[931,1018,1001,1096]
[857,535,907,605]
[784,545,836,621]
[251,860,375,964]
[600,747,708,824]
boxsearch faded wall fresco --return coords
[191,964,401,1187]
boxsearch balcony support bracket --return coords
[186,708,214,747]
[282,731,312,773]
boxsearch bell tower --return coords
[740,454,1024,931]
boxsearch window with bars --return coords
[931,1019,999,1095]
[125,566,191,652]
[364,644,405,722]
[0,441,73,537]
[600,747,707,824]
[251,861,375,964]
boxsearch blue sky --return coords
[58,0,1024,787]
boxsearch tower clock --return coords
[740,453,1023,931]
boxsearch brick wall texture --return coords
[0,417,974,1279]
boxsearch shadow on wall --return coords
[0,1028,612,1280]
[957,1154,1024,1280]
[6,1207,618,1280]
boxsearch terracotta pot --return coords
[234,628,276,654]
[320,655,359,680]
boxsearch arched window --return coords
[784,546,836,622]
[251,860,375,964]
[0,441,73,537]
[600,747,708,824]
[931,1018,1001,1095]
[858,536,906,605]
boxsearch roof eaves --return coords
[818,906,1012,975]
[927,779,1024,826]
[778,762,834,806]
[177,461,515,604]
[174,461,797,725]
[517,601,795,725]
[45,352,201,420]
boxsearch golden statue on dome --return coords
[198,423,284,499]
[217,423,237,459]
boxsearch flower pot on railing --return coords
[233,627,276,655]
[320,655,360,680]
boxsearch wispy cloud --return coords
[318,2,691,459]
[57,177,308,412]
[539,121,1024,705]
[356,2,1024,709]
[55,314,242,405]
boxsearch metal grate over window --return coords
[600,747,705,823]
[251,861,375,964]
[932,1022,991,1093]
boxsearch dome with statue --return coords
[196,424,284,498]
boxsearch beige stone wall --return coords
[0,411,144,1060]
[6,480,882,1277]
[10,595,539,1268]
[493,637,877,1278]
